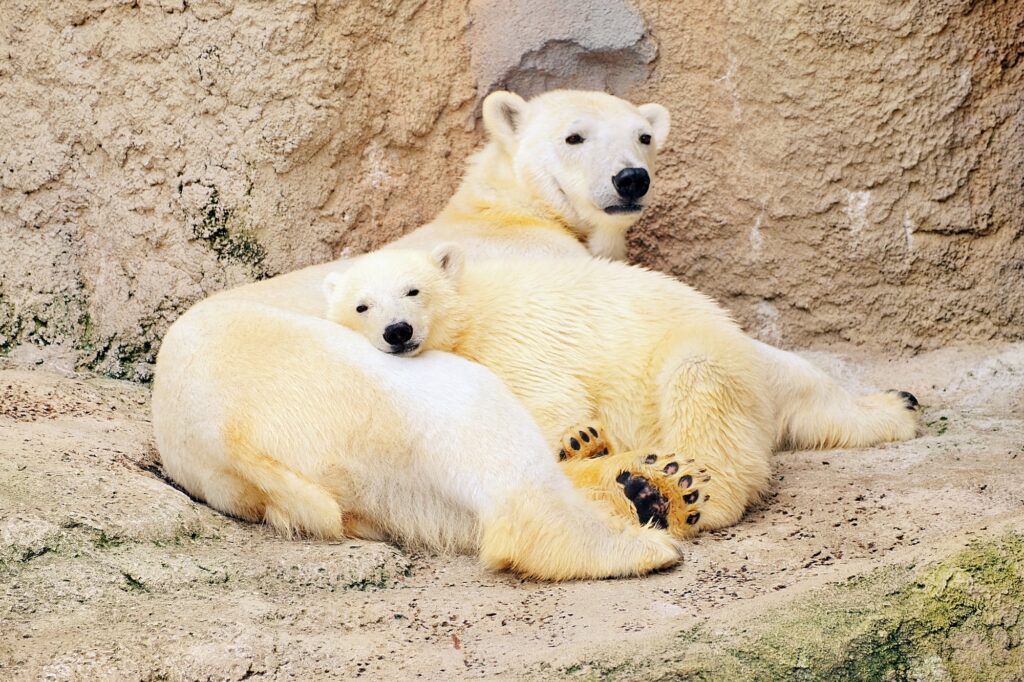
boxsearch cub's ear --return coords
[322,271,346,301]
[482,91,527,149]
[638,103,671,149]
[431,243,465,281]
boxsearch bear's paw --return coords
[558,423,610,461]
[615,453,709,536]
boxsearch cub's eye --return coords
[407,289,419,297]
[355,304,368,313]
[639,133,652,145]
[565,134,584,145]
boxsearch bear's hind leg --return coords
[754,340,921,450]
[222,422,345,540]
[653,331,774,532]
[478,481,685,580]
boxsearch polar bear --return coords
[153,89,919,580]
[321,244,919,531]
[153,90,692,580]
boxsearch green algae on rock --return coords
[559,533,1024,681]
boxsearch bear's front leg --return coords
[560,448,709,539]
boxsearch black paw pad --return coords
[618,473,670,529]
[588,426,599,437]
[559,449,567,461]
[678,475,693,489]
[890,390,920,410]
[644,454,658,464]
[663,462,679,475]
[579,430,590,443]
[683,490,700,504]
[686,512,701,525]
[570,437,581,451]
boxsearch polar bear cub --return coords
[322,247,465,357]
[324,246,715,535]
[325,244,770,531]
[324,245,921,533]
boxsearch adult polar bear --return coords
[153,90,919,580]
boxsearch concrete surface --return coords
[2,343,1021,679]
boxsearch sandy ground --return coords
[1,343,1022,680]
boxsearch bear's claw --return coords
[887,389,920,411]
[559,423,611,460]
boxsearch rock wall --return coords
[627,0,1023,352]
[1,0,1020,380]
[0,0,479,380]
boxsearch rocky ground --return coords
[1,343,1022,680]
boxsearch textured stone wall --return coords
[0,0,479,380]
[1,0,1021,380]
[626,0,1023,352]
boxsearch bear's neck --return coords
[437,143,589,247]
[428,289,469,356]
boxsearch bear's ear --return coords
[431,243,465,281]
[482,91,527,149]
[638,103,671,149]
[322,271,346,301]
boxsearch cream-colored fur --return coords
[389,90,669,261]
[323,247,919,531]
[153,90,684,580]
[152,89,919,580]
[326,247,766,530]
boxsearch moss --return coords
[84,334,155,383]
[192,187,272,280]
[557,534,1024,681]
[0,286,91,356]
[81,311,168,383]
[122,571,149,593]
[339,553,413,591]
[553,658,642,680]
[344,566,394,591]
[148,521,212,547]
[92,530,124,550]
[1,185,271,380]
[0,294,21,355]
[75,310,95,352]
[18,545,51,562]
[0,541,55,571]
[735,536,1024,681]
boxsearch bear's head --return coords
[481,89,671,259]
[323,244,465,357]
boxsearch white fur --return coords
[392,89,670,261]
[152,89,918,581]
[323,248,920,532]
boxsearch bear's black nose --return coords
[383,322,414,346]
[612,167,650,201]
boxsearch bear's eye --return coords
[639,133,652,145]
[565,134,584,145]
[406,289,419,297]
[355,304,368,313]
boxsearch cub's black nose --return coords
[383,322,413,346]
[612,167,650,201]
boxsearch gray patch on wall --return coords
[468,0,656,100]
